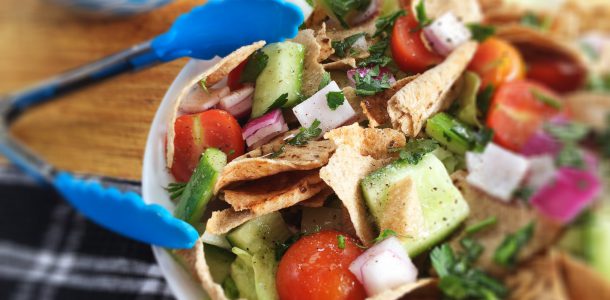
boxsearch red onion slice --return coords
[242,109,282,139]
[218,85,254,119]
[179,86,230,114]
[242,109,288,148]
[423,12,472,56]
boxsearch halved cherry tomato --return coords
[487,80,565,151]
[276,230,366,300]
[526,58,586,94]
[227,60,248,91]
[468,37,526,91]
[391,14,442,73]
[171,109,244,182]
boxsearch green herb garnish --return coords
[545,122,589,168]
[166,182,187,201]
[240,50,268,83]
[374,10,406,37]
[327,0,370,28]
[415,0,432,27]
[531,89,562,109]
[467,23,496,42]
[465,217,498,235]
[494,222,535,268]
[337,235,346,249]
[268,93,289,112]
[397,139,439,164]
[353,65,393,96]
[268,144,286,159]
[326,91,345,111]
[332,33,366,58]
[286,120,322,146]
[373,229,397,243]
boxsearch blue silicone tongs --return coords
[0,0,303,249]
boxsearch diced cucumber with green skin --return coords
[301,207,344,233]
[432,147,464,174]
[361,154,470,256]
[204,244,236,284]
[425,112,475,155]
[226,212,292,254]
[252,252,280,300]
[174,148,227,230]
[230,248,258,300]
[252,42,304,118]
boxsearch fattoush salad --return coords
[164,0,610,299]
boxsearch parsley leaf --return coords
[332,33,366,58]
[353,65,393,96]
[240,50,268,83]
[337,235,346,249]
[319,72,331,91]
[415,0,432,27]
[326,91,345,110]
[531,89,562,109]
[268,93,288,112]
[494,222,535,268]
[465,217,498,235]
[373,229,397,243]
[166,182,187,201]
[374,10,406,37]
[467,23,496,42]
[268,144,285,159]
[326,0,370,28]
[397,139,439,164]
[358,39,392,67]
[286,120,322,146]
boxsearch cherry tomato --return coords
[391,14,442,73]
[276,230,366,300]
[487,80,565,151]
[171,109,244,182]
[468,37,526,91]
[526,58,586,94]
[227,60,248,91]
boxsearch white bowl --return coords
[142,58,222,300]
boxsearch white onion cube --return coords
[292,81,356,133]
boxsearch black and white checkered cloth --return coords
[0,166,176,300]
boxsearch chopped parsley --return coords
[431,242,507,300]
[337,235,346,249]
[326,0,370,28]
[166,182,187,201]
[467,23,496,42]
[373,229,397,243]
[397,139,439,165]
[415,0,432,28]
[493,222,535,268]
[477,85,495,116]
[268,144,285,159]
[465,217,497,235]
[286,120,322,146]
[268,93,289,112]
[531,89,562,109]
[332,33,366,58]
[240,50,268,83]
[326,91,345,110]
[358,39,393,67]
[319,72,331,90]
[545,122,589,169]
[374,10,406,37]
[353,65,393,96]
[513,186,535,202]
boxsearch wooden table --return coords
[0,0,204,180]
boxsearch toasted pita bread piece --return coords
[324,19,377,42]
[214,140,335,193]
[412,0,483,24]
[505,251,569,300]
[300,187,334,208]
[556,251,610,300]
[291,29,327,98]
[387,41,477,136]
[450,171,563,276]
[223,170,324,212]
[315,23,334,62]
[366,278,439,300]
[324,123,406,159]
[166,41,265,168]
[359,75,419,127]
[323,58,357,70]
[565,92,610,131]
[379,176,427,238]
[174,238,230,300]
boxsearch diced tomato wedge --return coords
[227,60,248,91]
[468,37,526,91]
[391,14,442,73]
[170,109,244,182]
[486,80,565,151]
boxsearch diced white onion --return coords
[466,143,530,201]
[292,81,356,134]
[349,237,417,297]
[218,85,253,119]
[525,155,557,190]
[180,86,230,114]
[201,231,231,250]
[423,12,472,56]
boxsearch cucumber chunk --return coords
[252,252,280,300]
[230,248,257,300]
[204,244,236,284]
[226,212,292,254]
[361,153,470,256]
[174,148,227,230]
[252,42,304,118]
[425,112,475,154]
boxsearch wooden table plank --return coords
[0,0,203,180]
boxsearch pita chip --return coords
[366,279,439,300]
[315,23,334,62]
[360,75,419,127]
[214,140,335,193]
[167,41,265,168]
[557,251,610,300]
[505,251,569,300]
[387,41,477,136]
[323,58,357,70]
[324,123,406,159]
[291,29,327,97]
[205,209,257,235]
[565,91,610,132]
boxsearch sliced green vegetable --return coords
[415,0,432,27]
[205,244,236,284]
[465,217,497,235]
[174,148,227,231]
[425,113,493,155]
[493,222,535,268]
[332,33,365,58]
[226,212,291,254]
[467,23,496,42]
[230,248,258,300]
[455,71,483,127]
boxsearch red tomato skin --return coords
[227,60,248,91]
[170,109,244,182]
[486,80,564,151]
[526,59,586,94]
[468,37,526,91]
[391,14,442,73]
[276,231,366,300]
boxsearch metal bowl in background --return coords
[48,0,174,17]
